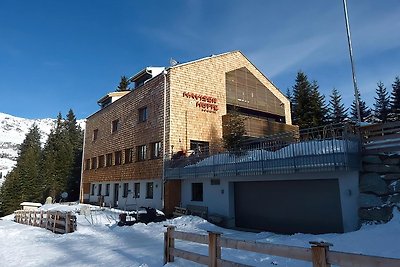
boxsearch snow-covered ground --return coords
[1,204,400,267]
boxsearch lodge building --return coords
[81,51,295,214]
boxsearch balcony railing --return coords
[164,123,361,179]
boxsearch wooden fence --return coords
[164,226,400,267]
[360,121,400,154]
[14,210,77,234]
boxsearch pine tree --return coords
[116,76,131,91]
[310,81,328,127]
[389,76,400,121]
[42,113,74,200]
[0,125,42,215]
[327,88,348,124]
[373,81,390,122]
[64,109,83,201]
[291,72,327,128]
[292,71,313,128]
[222,110,247,153]
[351,92,371,122]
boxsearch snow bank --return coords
[1,204,400,266]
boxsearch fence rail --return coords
[14,210,77,234]
[164,226,400,267]
[360,121,400,154]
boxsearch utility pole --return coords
[342,0,361,122]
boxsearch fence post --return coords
[310,241,332,267]
[65,212,70,234]
[40,211,44,228]
[164,225,175,264]
[208,231,221,267]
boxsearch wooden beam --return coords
[173,231,208,245]
[171,248,209,266]
[219,237,312,262]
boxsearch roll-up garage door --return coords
[234,179,343,234]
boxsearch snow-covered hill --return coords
[0,112,85,186]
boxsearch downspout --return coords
[162,70,167,210]
[79,120,87,203]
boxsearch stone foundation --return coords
[359,153,400,223]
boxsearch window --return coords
[123,183,129,198]
[137,145,147,161]
[105,184,110,196]
[91,157,97,169]
[91,184,95,195]
[106,153,113,167]
[85,159,90,170]
[93,129,98,141]
[134,183,140,198]
[138,107,148,122]
[150,141,162,159]
[190,140,209,155]
[98,184,102,196]
[98,155,105,168]
[111,119,119,133]
[146,182,153,199]
[192,183,203,201]
[115,151,122,165]
[124,148,133,164]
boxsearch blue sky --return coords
[1,0,399,119]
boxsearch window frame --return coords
[98,184,102,196]
[124,148,133,164]
[122,183,129,198]
[105,184,110,196]
[91,157,97,169]
[93,129,98,141]
[150,141,162,159]
[111,119,119,133]
[98,155,105,168]
[91,184,95,196]
[138,107,148,123]
[115,151,122,165]
[106,153,113,167]
[137,145,147,161]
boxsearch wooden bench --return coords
[172,206,187,218]
[187,204,208,219]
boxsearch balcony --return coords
[165,124,361,179]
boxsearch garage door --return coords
[234,179,343,234]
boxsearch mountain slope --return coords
[0,112,85,186]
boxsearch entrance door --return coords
[114,183,119,207]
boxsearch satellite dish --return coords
[170,58,178,66]
[61,192,68,199]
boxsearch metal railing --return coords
[165,123,361,179]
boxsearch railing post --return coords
[164,225,175,264]
[310,241,332,267]
[208,231,221,267]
